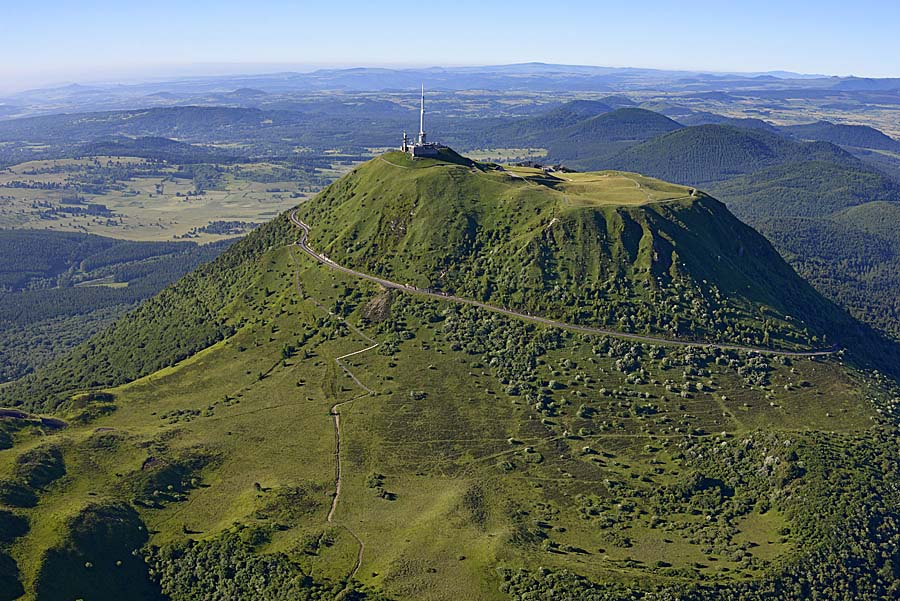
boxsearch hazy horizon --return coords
[4,0,900,94]
[0,60,846,96]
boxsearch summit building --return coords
[402,85,443,158]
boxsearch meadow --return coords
[0,157,344,243]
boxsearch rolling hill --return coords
[710,159,900,219]
[0,151,899,601]
[600,124,856,184]
[780,120,900,152]
[488,99,613,146]
[545,108,683,166]
[677,111,779,132]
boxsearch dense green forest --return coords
[780,120,900,152]
[600,125,856,184]
[745,206,900,339]
[0,230,233,382]
[546,108,683,165]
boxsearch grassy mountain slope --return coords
[296,151,846,352]
[0,218,294,412]
[0,231,232,383]
[2,151,899,600]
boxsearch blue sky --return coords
[4,0,899,91]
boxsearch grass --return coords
[553,170,692,206]
[0,150,892,599]
[0,238,884,599]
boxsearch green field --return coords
[502,168,694,206]
[0,157,348,243]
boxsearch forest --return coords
[0,230,233,382]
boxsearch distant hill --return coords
[78,136,239,163]
[536,99,614,122]
[637,101,697,120]
[546,108,683,166]
[596,94,637,108]
[0,106,302,143]
[709,159,900,219]
[779,120,900,152]
[678,111,778,132]
[229,87,268,98]
[831,77,900,91]
[488,99,613,145]
[602,124,855,184]
[0,102,489,157]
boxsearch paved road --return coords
[289,210,836,358]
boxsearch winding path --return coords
[288,210,836,358]
[288,245,373,586]
[285,205,838,588]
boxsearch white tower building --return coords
[418,84,427,146]
[402,85,441,157]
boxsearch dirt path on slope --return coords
[289,245,376,585]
